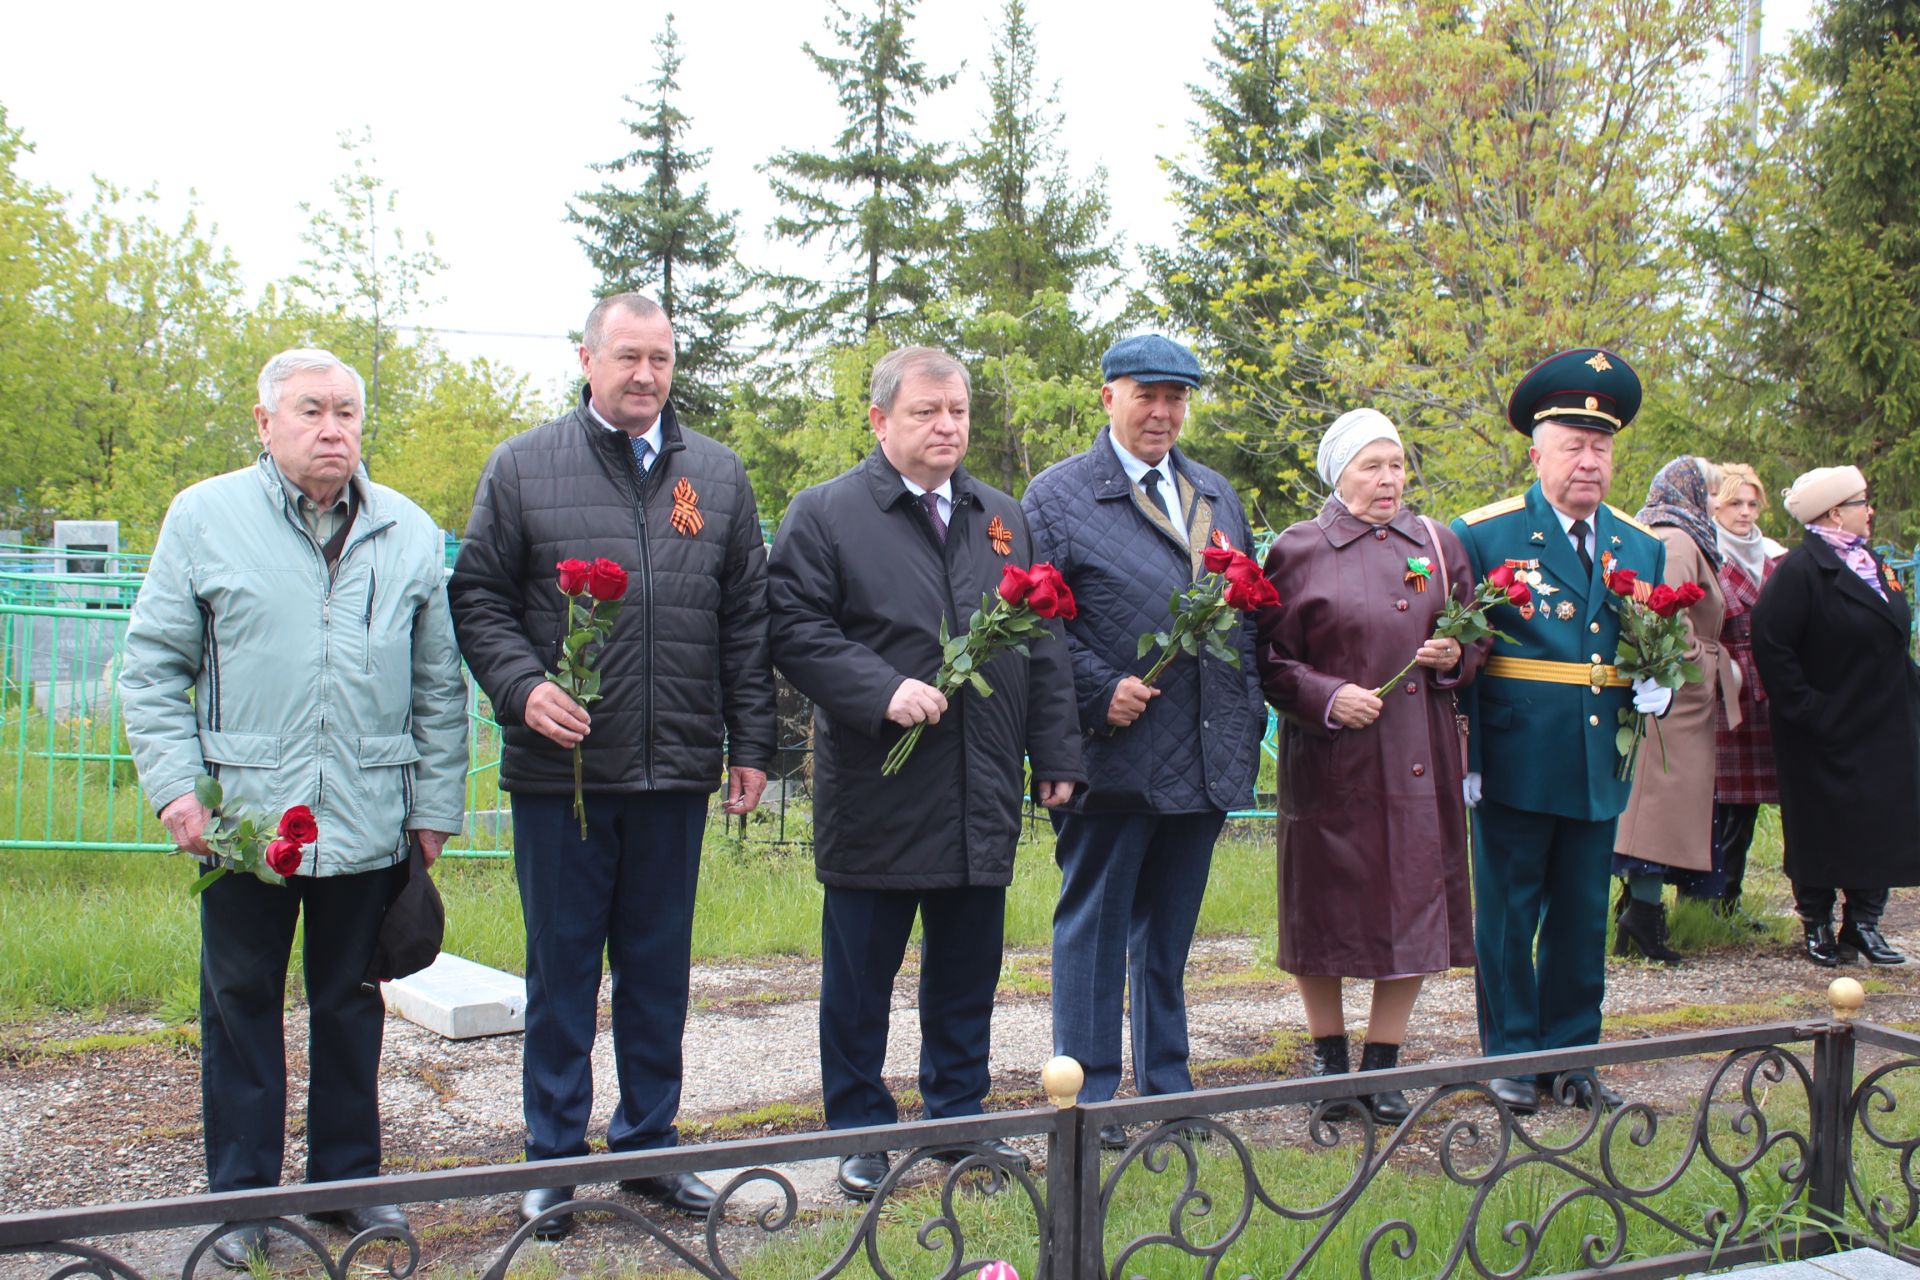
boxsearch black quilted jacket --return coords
[449,393,775,794]
[1021,428,1265,813]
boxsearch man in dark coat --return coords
[767,345,1084,1201]
[1751,465,1920,966]
[1451,349,1668,1116]
[449,293,776,1237]
[1020,335,1264,1147]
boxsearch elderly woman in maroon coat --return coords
[1255,409,1484,1124]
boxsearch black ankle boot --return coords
[1840,919,1907,965]
[1307,1034,1354,1120]
[1359,1041,1412,1124]
[1613,898,1684,964]
[1803,920,1842,967]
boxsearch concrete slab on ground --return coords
[1688,1247,1920,1276]
[382,954,526,1039]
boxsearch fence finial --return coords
[1829,976,1866,1021]
[1042,1056,1084,1109]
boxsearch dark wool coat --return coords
[1714,555,1781,804]
[1020,429,1264,814]
[1255,500,1482,978]
[449,393,776,794]
[1751,531,1920,889]
[767,449,1085,890]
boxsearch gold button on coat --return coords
[1590,715,1600,726]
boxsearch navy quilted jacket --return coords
[1022,429,1264,813]
[449,392,775,794]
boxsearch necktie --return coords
[1569,518,1595,576]
[630,436,652,475]
[1141,468,1184,540]
[918,490,947,542]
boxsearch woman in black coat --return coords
[1751,465,1920,967]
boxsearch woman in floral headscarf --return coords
[1611,456,1743,963]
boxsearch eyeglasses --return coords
[1836,498,1872,509]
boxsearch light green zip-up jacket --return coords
[121,456,468,876]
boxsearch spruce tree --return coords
[948,0,1120,492]
[568,13,746,422]
[761,0,959,349]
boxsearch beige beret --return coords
[1783,465,1867,523]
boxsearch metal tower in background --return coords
[1724,0,1765,129]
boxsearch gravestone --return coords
[382,953,527,1039]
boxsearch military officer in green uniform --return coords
[1451,349,1671,1115]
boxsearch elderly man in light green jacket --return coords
[120,347,467,1268]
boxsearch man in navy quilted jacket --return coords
[1021,336,1266,1146]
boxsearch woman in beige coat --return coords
[1611,456,1743,963]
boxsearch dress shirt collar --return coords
[1108,430,1173,489]
[586,397,664,459]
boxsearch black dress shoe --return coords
[619,1170,718,1216]
[1805,922,1843,966]
[1840,921,1908,965]
[1551,1071,1623,1111]
[1307,1033,1356,1121]
[1098,1123,1128,1150]
[1486,1076,1539,1115]
[1613,898,1684,964]
[929,1138,1029,1171]
[836,1152,889,1201]
[309,1204,409,1235]
[518,1186,576,1240]
[1359,1041,1413,1124]
[210,1224,268,1271]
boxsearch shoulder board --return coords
[1457,495,1526,526]
[1605,504,1656,536]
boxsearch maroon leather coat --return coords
[1255,500,1483,978]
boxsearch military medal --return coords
[1556,600,1577,621]
[1405,556,1433,592]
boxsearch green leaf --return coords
[1616,726,1637,756]
[193,775,223,810]
[969,672,993,697]
[188,867,227,896]
[1136,633,1158,659]
[944,635,969,661]
[1679,660,1704,683]
[580,669,602,698]
[952,651,974,673]
[1179,632,1199,655]
[939,617,951,646]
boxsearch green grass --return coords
[0,810,1286,1019]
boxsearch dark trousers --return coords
[1049,809,1223,1102]
[819,883,1005,1129]
[1675,802,1760,902]
[1792,882,1888,928]
[199,862,403,1192]
[512,790,706,1161]
[1472,799,1617,1061]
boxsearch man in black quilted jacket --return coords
[1020,335,1265,1148]
[449,292,774,1237]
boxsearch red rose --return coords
[1201,546,1235,574]
[1507,581,1532,608]
[1487,564,1516,590]
[1646,583,1684,617]
[1023,563,1078,620]
[1224,572,1281,611]
[1223,554,1264,588]
[1606,568,1638,596]
[999,564,1034,605]
[556,559,592,596]
[586,558,628,602]
[264,838,303,877]
[1673,581,1707,608]
[277,805,318,845]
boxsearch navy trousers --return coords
[199,861,403,1192]
[1049,809,1223,1102]
[818,884,1005,1129]
[1472,798,1618,1064]
[512,790,706,1161]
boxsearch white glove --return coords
[1631,677,1674,717]
[1463,772,1483,808]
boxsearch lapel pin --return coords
[1530,530,1545,543]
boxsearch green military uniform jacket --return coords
[1451,482,1667,822]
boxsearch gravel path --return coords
[5,907,1920,1277]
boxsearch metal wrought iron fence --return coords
[7,1002,1920,1279]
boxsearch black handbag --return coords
[364,833,446,985]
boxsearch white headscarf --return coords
[1317,408,1403,490]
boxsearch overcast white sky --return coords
[1,0,1816,398]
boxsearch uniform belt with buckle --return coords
[1483,655,1630,690]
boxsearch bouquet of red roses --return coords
[1372,564,1528,697]
[183,775,318,895]
[882,563,1077,776]
[1131,546,1279,691]
[1604,567,1705,780]
[550,557,628,837]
